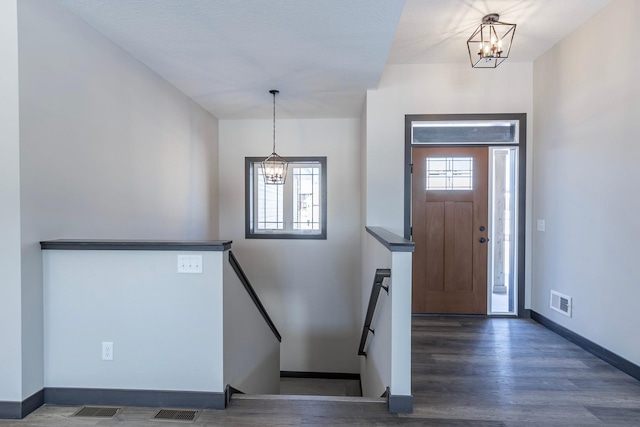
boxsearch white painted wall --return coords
[219,118,361,373]
[389,250,412,397]
[359,232,412,399]
[223,252,280,394]
[18,0,219,241]
[15,0,219,400]
[0,0,22,403]
[532,0,640,365]
[360,232,392,398]
[365,62,534,308]
[43,250,225,392]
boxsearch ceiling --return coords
[56,0,612,119]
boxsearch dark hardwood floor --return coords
[2,317,639,426]
[406,316,640,426]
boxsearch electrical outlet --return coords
[177,255,203,274]
[102,341,113,361]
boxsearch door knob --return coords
[479,226,486,231]
[479,237,489,243]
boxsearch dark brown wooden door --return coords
[412,147,488,314]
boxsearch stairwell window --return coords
[245,157,327,239]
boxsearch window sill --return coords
[246,232,327,240]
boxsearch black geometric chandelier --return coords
[261,89,288,185]
[467,13,516,69]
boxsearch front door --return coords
[411,146,489,314]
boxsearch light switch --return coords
[537,219,546,232]
[177,255,203,274]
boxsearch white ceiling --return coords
[56,0,612,119]
[388,0,613,64]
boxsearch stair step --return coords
[233,394,386,404]
[279,376,361,397]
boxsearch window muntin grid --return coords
[426,157,473,190]
[292,167,320,230]
[257,168,284,230]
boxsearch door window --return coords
[425,157,473,190]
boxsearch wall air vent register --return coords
[550,290,572,317]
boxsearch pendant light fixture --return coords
[467,13,516,69]
[261,89,288,185]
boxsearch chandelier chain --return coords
[272,90,276,154]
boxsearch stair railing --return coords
[358,268,391,357]
[228,250,281,342]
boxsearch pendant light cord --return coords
[272,90,276,154]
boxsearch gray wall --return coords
[44,250,225,392]
[0,0,22,403]
[218,118,362,373]
[360,233,392,398]
[223,252,280,394]
[8,0,220,401]
[18,0,219,241]
[532,0,640,365]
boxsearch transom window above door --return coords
[412,120,518,144]
[425,157,473,190]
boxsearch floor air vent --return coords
[153,409,199,422]
[550,290,572,317]
[72,406,120,418]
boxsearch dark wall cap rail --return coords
[40,240,232,251]
[366,227,415,252]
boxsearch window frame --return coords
[245,156,327,240]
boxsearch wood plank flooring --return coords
[406,316,640,426]
[1,316,639,426]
